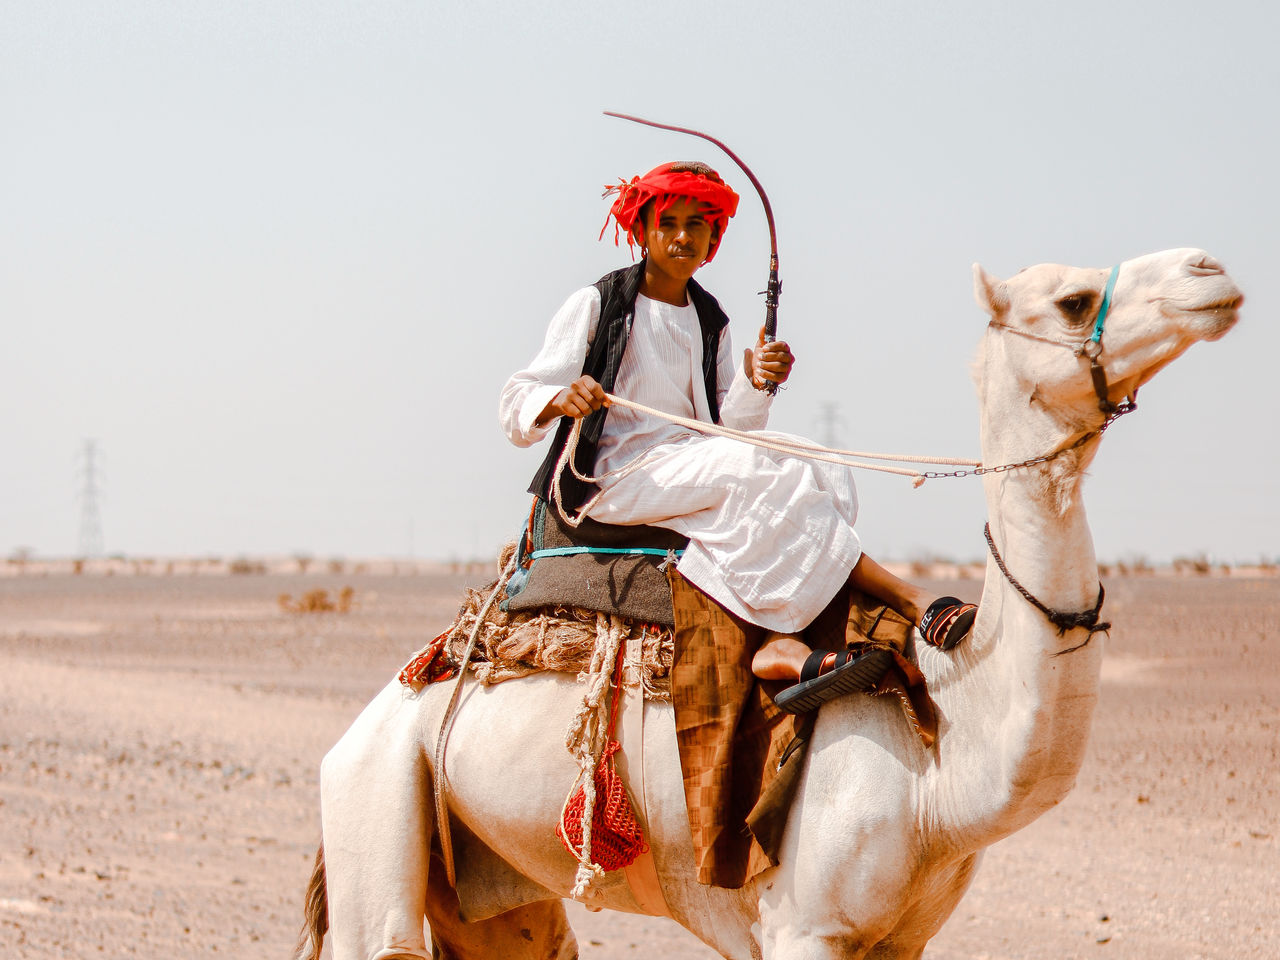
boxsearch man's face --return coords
[637,197,719,285]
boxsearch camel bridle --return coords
[976,265,1132,653]
[988,263,1136,418]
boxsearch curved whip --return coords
[603,111,783,393]
[603,111,777,262]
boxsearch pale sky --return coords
[3,0,1276,565]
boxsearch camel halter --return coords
[977,265,1126,656]
[988,263,1136,418]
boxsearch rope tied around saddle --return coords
[407,546,667,894]
[431,552,517,887]
[399,544,676,698]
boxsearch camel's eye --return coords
[1056,292,1095,323]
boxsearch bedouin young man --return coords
[500,161,976,713]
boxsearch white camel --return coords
[301,247,1241,960]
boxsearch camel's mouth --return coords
[1185,294,1243,341]
[1111,290,1241,396]
[1160,278,1244,341]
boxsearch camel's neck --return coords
[928,362,1106,853]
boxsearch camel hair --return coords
[300,247,1242,960]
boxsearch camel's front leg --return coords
[755,851,980,960]
[322,679,437,960]
[753,783,920,960]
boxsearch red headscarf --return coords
[601,162,740,264]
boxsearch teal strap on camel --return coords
[1090,264,1122,344]
[529,546,684,560]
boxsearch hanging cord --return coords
[984,523,1110,656]
[433,553,517,887]
[558,615,628,899]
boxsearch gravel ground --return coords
[0,570,1276,959]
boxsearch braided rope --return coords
[433,554,516,887]
[606,394,981,467]
[549,393,984,527]
[559,615,627,899]
[984,523,1110,656]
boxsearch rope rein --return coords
[549,391,1134,529]
[606,394,981,467]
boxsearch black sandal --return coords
[919,597,977,651]
[773,648,893,715]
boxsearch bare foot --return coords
[751,633,814,681]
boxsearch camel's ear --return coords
[972,263,1008,317]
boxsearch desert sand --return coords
[1,568,1276,959]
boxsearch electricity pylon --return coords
[76,439,104,557]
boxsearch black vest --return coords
[528,260,731,510]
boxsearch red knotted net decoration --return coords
[556,643,647,872]
[397,628,457,690]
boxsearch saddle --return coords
[407,500,937,889]
[503,497,686,625]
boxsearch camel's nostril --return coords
[1188,255,1224,277]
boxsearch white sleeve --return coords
[715,325,773,430]
[498,287,601,447]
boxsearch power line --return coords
[76,439,104,558]
[814,402,846,448]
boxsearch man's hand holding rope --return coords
[535,376,609,428]
[534,322,792,430]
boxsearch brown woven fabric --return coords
[669,570,815,887]
[872,652,939,748]
[668,575,926,887]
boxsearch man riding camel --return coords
[500,160,976,712]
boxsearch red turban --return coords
[601,162,740,264]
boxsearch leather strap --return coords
[617,629,671,917]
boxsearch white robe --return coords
[499,286,862,633]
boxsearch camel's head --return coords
[974,247,1241,416]
[971,248,1242,508]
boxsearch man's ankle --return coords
[751,632,809,681]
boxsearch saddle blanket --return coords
[504,497,686,626]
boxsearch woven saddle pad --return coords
[504,497,687,626]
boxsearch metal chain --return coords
[920,398,1136,481]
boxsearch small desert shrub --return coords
[279,587,355,614]
[1172,554,1212,576]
